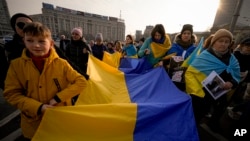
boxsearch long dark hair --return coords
[151,24,166,38]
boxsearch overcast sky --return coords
[6,0,220,35]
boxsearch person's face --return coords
[60,35,66,40]
[115,42,120,47]
[212,37,231,53]
[181,30,192,42]
[24,34,53,57]
[96,39,102,45]
[154,32,162,40]
[240,45,250,55]
[15,17,32,37]
[107,44,113,48]
[125,36,132,44]
[71,32,81,40]
[89,40,94,46]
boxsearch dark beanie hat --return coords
[10,13,33,32]
[181,24,193,34]
[240,37,250,45]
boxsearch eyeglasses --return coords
[16,22,26,29]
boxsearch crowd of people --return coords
[0,13,250,140]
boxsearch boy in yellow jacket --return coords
[3,22,87,139]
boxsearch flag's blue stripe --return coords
[134,101,199,141]
[119,57,153,74]
[123,67,199,141]
[186,37,204,65]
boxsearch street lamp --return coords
[229,0,244,33]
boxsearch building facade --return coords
[0,0,12,36]
[143,25,154,39]
[135,30,143,42]
[211,0,250,43]
[30,3,125,42]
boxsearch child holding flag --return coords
[3,22,87,139]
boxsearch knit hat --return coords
[181,24,193,34]
[95,33,103,41]
[71,27,83,37]
[10,13,33,32]
[240,37,250,45]
[211,29,233,46]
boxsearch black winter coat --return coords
[0,44,8,89]
[65,40,90,73]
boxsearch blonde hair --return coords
[115,40,122,52]
[23,22,52,39]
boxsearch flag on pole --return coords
[181,37,204,68]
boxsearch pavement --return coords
[0,89,22,141]
[0,89,232,141]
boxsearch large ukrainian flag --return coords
[32,55,199,141]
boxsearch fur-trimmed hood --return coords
[173,33,196,49]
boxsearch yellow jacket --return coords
[4,48,87,139]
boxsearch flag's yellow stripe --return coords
[33,104,137,141]
[102,51,122,68]
[185,65,206,97]
[76,55,131,105]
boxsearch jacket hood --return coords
[174,33,196,49]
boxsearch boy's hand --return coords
[49,98,58,106]
[41,104,54,114]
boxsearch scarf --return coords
[30,51,50,73]
[175,34,195,49]
[150,35,171,58]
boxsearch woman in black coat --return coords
[65,27,90,74]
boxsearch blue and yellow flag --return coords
[119,57,153,74]
[33,55,199,141]
[102,51,122,68]
[182,37,204,68]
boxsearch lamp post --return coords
[229,0,244,33]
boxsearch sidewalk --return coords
[0,89,22,141]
